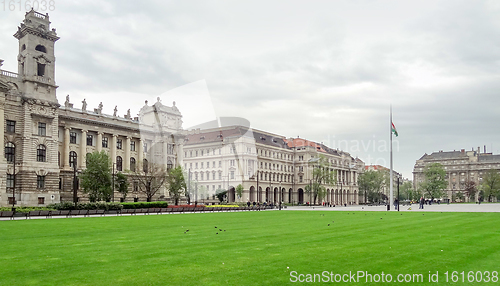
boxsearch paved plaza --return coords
[284,203,500,212]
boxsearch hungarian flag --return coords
[391,122,398,137]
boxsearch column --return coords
[0,97,4,163]
[63,127,70,169]
[97,132,102,152]
[111,134,117,165]
[125,136,131,171]
[176,138,184,167]
[138,139,143,170]
[80,130,87,169]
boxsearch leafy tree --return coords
[80,151,112,202]
[463,180,477,201]
[481,169,500,202]
[127,161,169,202]
[115,172,129,200]
[235,184,244,199]
[399,181,417,201]
[306,155,337,205]
[358,170,388,204]
[166,166,187,205]
[215,189,227,203]
[419,163,447,200]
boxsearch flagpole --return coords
[390,105,394,211]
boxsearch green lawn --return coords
[0,211,499,285]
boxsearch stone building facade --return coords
[413,147,500,202]
[183,124,364,205]
[0,11,183,207]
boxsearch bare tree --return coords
[127,162,169,202]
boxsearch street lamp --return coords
[73,162,79,207]
[112,162,116,202]
[279,180,282,210]
[11,154,16,211]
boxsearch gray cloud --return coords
[1,0,500,177]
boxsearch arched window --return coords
[167,159,173,170]
[116,156,123,171]
[130,157,136,172]
[21,44,26,51]
[35,45,47,53]
[143,159,148,173]
[69,151,77,168]
[37,145,46,162]
[5,142,15,163]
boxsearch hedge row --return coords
[121,202,169,209]
[48,202,123,211]
[0,207,56,213]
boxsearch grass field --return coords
[0,211,499,285]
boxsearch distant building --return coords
[183,125,364,205]
[413,147,500,202]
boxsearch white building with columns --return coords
[183,124,364,205]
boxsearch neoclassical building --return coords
[413,147,500,202]
[1,11,364,207]
[0,11,184,207]
[183,124,364,205]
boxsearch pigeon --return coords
[328,224,330,226]
[215,226,217,228]
[224,230,226,232]
[219,229,222,231]
[216,233,218,234]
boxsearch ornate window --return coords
[130,157,136,172]
[116,156,123,171]
[117,139,122,149]
[5,142,15,163]
[6,120,15,133]
[69,151,77,168]
[167,160,173,170]
[37,144,46,162]
[38,122,46,136]
[35,45,47,53]
[100,137,107,148]
[70,132,77,144]
[37,175,45,189]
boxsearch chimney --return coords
[461,149,465,153]
[484,145,486,153]
[478,146,480,155]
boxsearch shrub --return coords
[168,204,205,208]
[48,202,123,211]
[121,202,169,209]
[0,207,56,213]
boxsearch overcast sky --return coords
[2,0,500,179]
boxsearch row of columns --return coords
[244,187,358,205]
[61,127,144,171]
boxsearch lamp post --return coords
[73,162,79,207]
[112,162,116,202]
[12,154,16,211]
[279,180,282,210]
